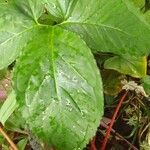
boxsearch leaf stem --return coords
[101,90,128,150]
[90,137,96,150]
[0,125,18,150]
[100,121,138,150]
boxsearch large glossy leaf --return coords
[0,1,43,70]
[13,26,103,150]
[57,0,150,56]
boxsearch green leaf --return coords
[58,0,150,56]
[104,56,147,78]
[141,75,150,95]
[5,111,26,133]
[130,0,145,8]
[14,0,44,23]
[0,1,43,70]
[145,10,150,24]
[13,26,103,150]
[101,70,125,96]
[0,68,7,80]
[17,138,28,150]
[43,0,99,23]
[0,90,18,125]
[0,0,8,3]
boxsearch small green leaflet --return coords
[17,138,28,150]
[104,56,147,78]
[141,76,150,96]
[0,91,18,125]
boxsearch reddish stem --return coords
[101,91,128,150]
[90,137,96,150]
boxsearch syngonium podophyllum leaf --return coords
[52,0,150,56]
[13,26,103,149]
[104,56,147,78]
[0,1,44,70]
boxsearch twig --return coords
[0,126,18,150]
[139,121,150,141]
[101,91,128,150]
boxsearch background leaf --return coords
[0,1,44,70]
[141,75,150,95]
[104,56,147,78]
[145,10,150,23]
[13,26,103,150]
[14,0,44,23]
[17,138,28,150]
[59,0,150,57]
[101,70,126,96]
[0,90,17,125]
[44,0,101,24]
[130,0,145,9]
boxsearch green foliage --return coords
[60,0,150,57]
[104,56,147,78]
[0,0,104,149]
[1,0,150,149]
[145,10,150,23]
[13,26,103,149]
[130,0,145,8]
[0,68,7,80]
[17,138,28,150]
[101,70,125,95]
[141,75,150,95]
[0,91,17,125]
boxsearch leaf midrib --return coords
[49,28,61,102]
[58,0,150,37]
[60,21,133,37]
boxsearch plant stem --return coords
[101,91,128,150]
[100,121,138,150]
[0,126,18,150]
[90,137,96,150]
